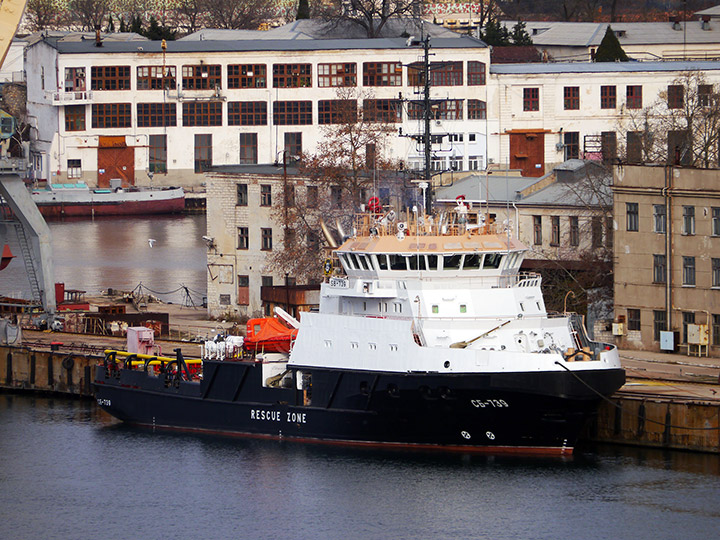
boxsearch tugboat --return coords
[93,205,624,455]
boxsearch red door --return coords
[509,132,545,177]
[98,136,135,188]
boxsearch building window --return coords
[91,103,131,128]
[137,66,176,90]
[182,102,222,126]
[467,61,485,85]
[569,216,579,246]
[714,314,720,346]
[306,185,318,207]
[713,258,720,288]
[236,184,248,206]
[194,134,212,173]
[67,159,81,179]
[228,101,267,126]
[318,63,356,87]
[284,185,295,207]
[64,105,85,131]
[564,132,579,160]
[682,206,695,235]
[713,208,720,236]
[699,84,713,107]
[137,103,177,127]
[284,132,302,157]
[239,133,258,164]
[626,202,638,231]
[682,312,695,343]
[605,217,613,250]
[64,67,85,91]
[237,227,249,249]
[626,131,643,163]
[653,310,667,341]
[260,185,272,206]
[564,86,579,110]
[601,131,617,162]
[228,64,266,88]
[363,62,402,86]
[601,85,616,108]
[331,186,342,208]
[363,99,401,122]
[591,216,602,248]
[683,256,696,286]
[533,215,542,245]
[409,100,463,120]
[261,228,273,251]
[237,275,249,306]
[550,216,560,246]
[318,99,357,124]
[261,276,273,287]
[468,156,483,170]
[667,85,684,109]
[273,101,312,125]
[273,63,312,88]
[91,65,130,90]
[523,88,539,111]
[467,99,486,120]
[653,254,666,283]
[408,61,463,86]
[653,204,666,233]
[182,64,221,89]
[148,134,167,173]
[626,85,642,109]
[627,309,641,331]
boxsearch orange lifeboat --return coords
[244,317,298,353]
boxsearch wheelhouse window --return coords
[564,86,579,110]
[137,103,177,127]
[363,62,402,86]
[228,64,266,88]
[318,63,357,87]
[273,101,312,125]
[467,61,485,85]
[137,66,176,90]
[228,101,267,126]
[92,103,131,128]
[408,61,462,87]
[182,64,221,89]
[601,85,616,109]
[273,63,312,88]
[523,88,539,111]
[182,102,222,126]
[91,66,130,90]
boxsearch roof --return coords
[490,45,543,64]
[490,60,720,75]
[502,20,720,47]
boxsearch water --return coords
[0,215,207,305]
[0,394,718,540]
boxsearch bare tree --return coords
[70,0,111,31]
[25,0,65,31]
[618,71,720,168]
[172,0,208,34]
[202,0,276,30]
[319,0,421,38]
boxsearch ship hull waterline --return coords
[93,360,625,457]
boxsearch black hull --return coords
[93,361,625,456]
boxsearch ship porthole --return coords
[443,360,450,369]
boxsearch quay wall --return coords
[589,396,720,453]
[0,345,100,397]
[2,344,719,453]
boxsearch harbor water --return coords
[0,214,207,305]
[1,393,719,540]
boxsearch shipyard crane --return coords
[0,0,56,317]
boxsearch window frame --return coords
[683,256,696,286]
[64,105,85,132]
[317,63,357,87]
[523,87,539,112]
[91,103,131,128]
[182,101,222,127]
[237,227,249,250]
[137,103,177,127]
[653,254,667,284]
[261,228,273,251]
[600,85,617,109]
[626,85,642,109]
[137,65,176,90]
[239,133,258,164]
[194,133,212,173]
[228,64,266,89]
[273,63,312,88]
[363,62,402,87]
[228,101,267,126]
[260,184,272,207]
[563,86,579,110]
[148,134,167,174]
[318,99,357,124]
[627,308,641,331]
[467,61,486,86]
[91,65,130,91]
[626,202,639,232]
[182,64,221,90]
[273,101,312,125]
[467,99,486,120]
[667,84,684,109]
[682,205,695,235]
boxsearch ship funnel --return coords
[319,219,338,249]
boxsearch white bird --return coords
[148,238,156,248]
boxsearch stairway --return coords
[14,222,43,307]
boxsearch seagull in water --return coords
[148,238,156,248]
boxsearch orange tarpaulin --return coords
[244,317,298,353]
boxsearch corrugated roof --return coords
[491,60,720,74]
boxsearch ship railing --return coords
[352,209,498,238]
[102,348,202,382]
